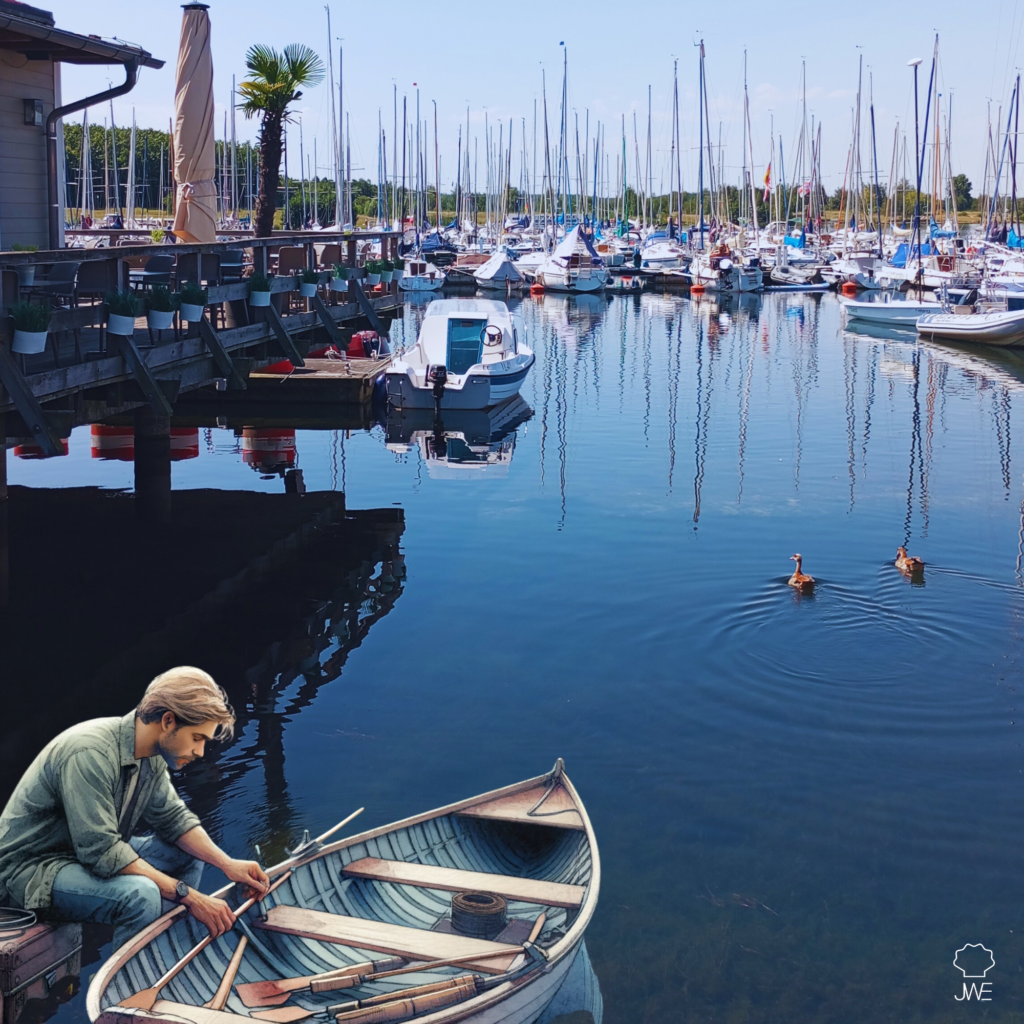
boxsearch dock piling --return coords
[134,408,172,524]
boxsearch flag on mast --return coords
[762,162,772,203]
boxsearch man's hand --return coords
[222,858,270,900]
[181,890,236,938]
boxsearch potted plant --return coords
[11,244,38,287]
[331,264,350,293]
[146,284,178,330]
[365,260,381,286]
[297,268,320,298]
[248,272,272,307]
[8,301,51,354]
[380,260,394,285]
[105,289,141,336]
[178,281,207,322]
[150,228,166,243]
[393,257,405,282]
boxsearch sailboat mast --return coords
[698,40,705,249]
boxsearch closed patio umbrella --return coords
[172,3,216,243]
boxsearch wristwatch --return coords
[174,880,191,904]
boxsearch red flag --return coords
[762,163,772,203]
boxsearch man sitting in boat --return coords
[0,667,269,947]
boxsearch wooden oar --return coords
[237,960,406,1008]
[316,914,547,996]
[117,871,293,1010]
[203,934,247,1009]
[334,976,479,1024]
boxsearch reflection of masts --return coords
[737,320,755,503]
[667,315,682,492]
[994,387,1012,494]
[1016,474,1024,584]
[861,345,878,476]
[556,317,568,530]
[539,318,553,487]
[692,316,716,526]
[844,337,857,511]
[904,346,923,545]
[642,307,652,444]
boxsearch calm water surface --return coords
[6,292,1024,1023]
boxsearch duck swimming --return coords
[788,553,815,592]
[895,546,924,576]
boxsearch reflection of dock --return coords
[0,485,404,796]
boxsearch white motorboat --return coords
[537,226,610,293]
[917,307,1024,346]
[474,250,524,291]
[398,260,446,292]
[841,293,941,326]
[386,298,535,409]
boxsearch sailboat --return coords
[536,226,609,293]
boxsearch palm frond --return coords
[282,44,326,88]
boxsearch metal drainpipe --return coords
[46,57,139,249]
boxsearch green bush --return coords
[300,268,320,283]
[146,284,178,313]
[394,257,405,269]
[8,302,50,332]
[248,272,272,293]
[178,281,208,306]
[150,229,166,243]
[10,243,38,253]
[333,264,349,280]
[381,259,394,272]
[105,289,141,317]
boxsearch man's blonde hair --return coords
[137,667,235,740]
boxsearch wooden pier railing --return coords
[0,230,403,456]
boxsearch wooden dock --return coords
[243,355,392,404]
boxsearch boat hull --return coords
[842,298,941,325]
[539,269,608,293]
[387,356,535,410]
[917,311,1024,346]
[88,765,600,1024]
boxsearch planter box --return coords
[330,278,349,293]
[380,270,394,284]
[147,310,175,330]
[15,266,35,288]
[366,273,381,286]
[299,282,318,298]
[180,302,205,322]
[392,268,404,281]
[249,290,271,307]
[11,329,48,354]
[106,313,136,336]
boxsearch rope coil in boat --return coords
[451,891,507,940]
[0,908,36,934]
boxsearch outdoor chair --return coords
[30,262,80,304]
[220,248,246,282]
[131,255,174,291]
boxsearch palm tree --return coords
[238,44,325,238]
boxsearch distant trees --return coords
[953,174,973,211]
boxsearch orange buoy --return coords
[690,284,705,294]
[530,282,545,295]
[841,281,858,295]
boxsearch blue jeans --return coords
[51,835,203,949]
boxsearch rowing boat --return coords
[87,760,599,1024]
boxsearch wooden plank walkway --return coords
[245,357,391,404]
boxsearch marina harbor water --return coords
[3,291,1024,1021]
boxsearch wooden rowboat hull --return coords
[88,762,600,1024]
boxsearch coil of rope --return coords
[0,908,36,935]
[451,891,506,941]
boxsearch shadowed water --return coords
[4,292,1024,1023]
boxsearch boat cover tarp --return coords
[784,233,805,248]
[1009,228,1024,250]
[552,225,601,261]
[475,251,524,283]
[890,242,935,268]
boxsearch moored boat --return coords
[88,761,598,1024]
[386,298,535,410]
[841,293,941,325]
[916,307,1024,345]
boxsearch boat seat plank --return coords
[254,906,519,974]
[457,782,584,830]
[151,1001,242,1024]
[342,858,585,909]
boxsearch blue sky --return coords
[44,0,1024,202]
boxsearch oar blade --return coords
[235,981,295,1008]
[117,988,160,1010]
[250,1008,315,1023]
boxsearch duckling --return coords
[895,546,924,576]
[788,553,815,592]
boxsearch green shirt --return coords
[0,711,201,910]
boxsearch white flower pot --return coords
[147,309,175,330]
[249,290,271,307]
[330,278,349,292]
[299,282,318,297]
[107,312,136,336]
[12,328,48,354]
[366,273,381,286]
[180,302,205,322]
[392,268,404,281]
[380,270,394,284]
[16,266,35,287]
